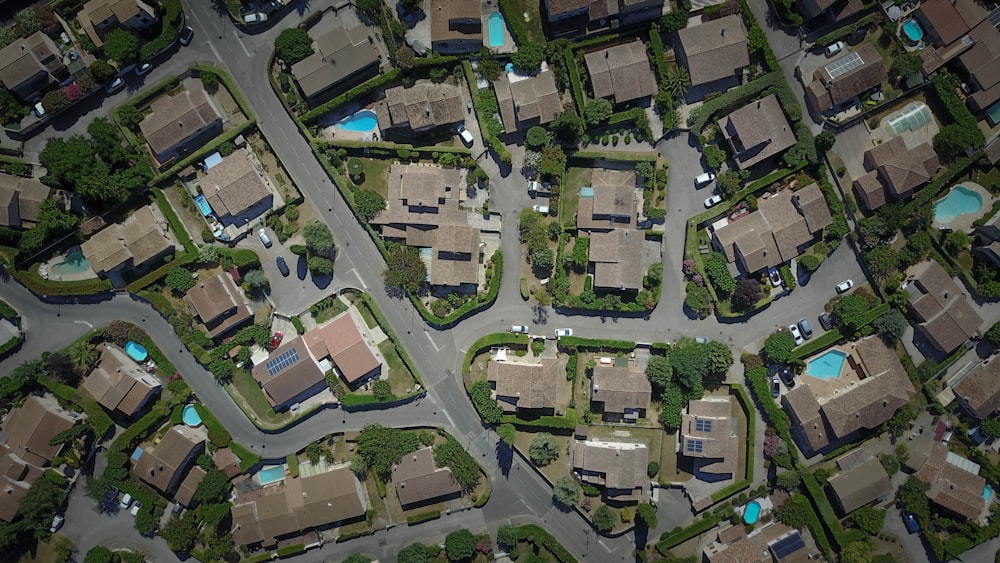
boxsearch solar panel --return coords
[826,52,863,79]
[686,439,703,453]
[770,533,805,558]
[266,347,300,376]
[695,419,713,432]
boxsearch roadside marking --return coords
[74,320,93,328]
[441,409,456,428]
[425,331,441,351]
[205,40,223,64]
[233,33,253,58]
[598,540,612,553]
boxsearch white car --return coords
[130,500,143,516]
[456,124,474,146]
[49,514,64,533]
[532,205,549,214]
[825,41,845,57]
[105,76,125,94]
[704,194,722,208]
[788,324,804,346]
[243,12,268,23]
[258,228,272,248]
[835,279,854,293]
[554,328,573,338]
[768,268,782,287]
[510,325,529,334]
[119,493,132,510]
[695,172,716,186]
[134,62,152,76]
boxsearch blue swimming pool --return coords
[743,500,761,524]
[903,20,924,42]
[338,110,378,132]
[488,12,505,48]
[125,341,148,362]
[258,465,287,485]
[580,186,595,198]
[984,484,994,501]
[51,251,91,275]
[806,350,847,380]
[934,186,983,224]
[987,101,1000,126]
[193,194,212,216]
[182,404,202,427]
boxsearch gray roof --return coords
[676,16,749,86]
[291,23,378,100]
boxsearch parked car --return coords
[32,98,46,119]
[510,325,529,334]
[130,501,143,516]
[179,27,194,46]
[134,62,153,76]
[768,267,782,287]
[532,205,549,214]
[103,485,119,507]
[527,180,551,195]
[694,171,716,187]
[704,194,723,208]
[835,279,854,293]
[396,2,418,26]
[105,76,125,94]
[797,318,813,339]
[779,369,795,388]
[555,328,573,338]
[275,256,289,276]
[788,324,804,346]
[49,514,64,533]
[239,3,258,14]
[172,501,183,514]
[243,12,267,23]
[771,376,780,398]
[902,512,921,534]
[694,337,709,344]
[119,493,133,510]
[825,41,845,57]
[258,228,272,248]
[818,312,833,331]
[847,28,867,45]
[270,331,283,349]
[456,124,474,146]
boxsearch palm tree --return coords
[664,67,691,99]
[68,340,97,372]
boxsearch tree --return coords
[68,339,98,372]
[840,541,872,563]
[395,46,416,70]
[553,475,581,506]
[40,135,94,187]
[776,470,800,490]
[897,475,931,520]
[103,29,140,65]
[705,341,733,376]
[160,513,199,552]
[584,98,613,127]
[88,60,116,84]
[835,294,869,331]
[16,8,41,36]
[526,126,549,150]
[0,27,14,50]
[355,0,383,22]
[497,524,519,549]
[307,256,333,276]
[198,244,219,264]
[731,277,761,310]
[980,417,1000,438]
[814,130,836,153]
[243,269,269,292]
[511,43,545,73]
[646,355,672,391]
[88,117,128,166]
[945,230,973,252]
[539,145,566,181]
[880,453,900,475]
[497,423,515,447]
[165,267,196,293]
[775,494,812,528]
[523,150,542,172]
[42,89,70,113]
[669,340,708,398]
[46,352,80,386]
[799,254,820,272]
[193,469,230,504]
[372,379,391,401]
[890,52,923,81]
[873,309,907,343]
[117,105,144,131]
[445,529,476,562]
[303,222,335,257]
[663,66,691,99]
[356,424,419,478]
[592,505,617,533]
[986,321,1000,347]
[476,48,502,82]
[764,331,796,363]
[529,433,559,466]
[659,384,685,429]
[717,170,742,198]
[83,546,114,563]
[531,247,553,277]
[636,503,658,529]
[397,543,430,563]
[552,111,584,145]
[384,245,426,294]
[661,10,689,34]
[934,123,981,160]
[884,404,915,438]
[703,144,727,171]
[849,507,885,535]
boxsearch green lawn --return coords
[560,167,591,223]
[357,301,378,329]
[229,369,290,425]
[313,299,349,324]
[378,339,416,395]
[360,158,392,198]
[506,0,547,45]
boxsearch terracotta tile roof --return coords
[377,83,464,131]
[374,163,465,227]
[391,447,462,507]
[202,148,273,220]
[252,336,325,408]
[677,16,749,86]
[430,0,482,45]
[0,173,51,228]
[572,439,648,501]
[907,261,983,353]
[0,32,63,94]
[0,396,75,468]
[681,398,739,476]
[133,425,205,494]
[291,23,377,100]
[174,465,206,507]
[864,137,939,198]
[139,84,221,157]
[719,95,797,170]
[83,345,161,417]
[591,365,651,414]
[487,357,560,411]
[954,359,1000,419]
[827,456,891,513]
[918,0,986,47]
[853,171,886,210]
[303,313,380,384]
[82,0,140,25]
[588,229,644,290]
[809,44,886,111]
[916,442,987,521]
[82,204,174,275]
[783,385,830,451]
[493,70,562,132]
[185,272,253,339]
[584,41,656,103]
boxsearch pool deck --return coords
[39,251,98,282]
[803,345,866,403]
[482,3,516,54]
[932,182,993,233]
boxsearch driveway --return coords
[832,121,874,181]
[882,507,940,563]
[61,483,177,562]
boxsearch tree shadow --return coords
[496,442,512,477]
[552,497,573,513]
[634,522,649,551]
[532,304,548,325]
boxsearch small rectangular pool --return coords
[806,349,847,381]
[488,12,505,48]
[984,484,994,501]
[258,465,287,485]
[194,194,213,217]
[987,100,1000,127]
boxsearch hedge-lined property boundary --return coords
[656,513,723,553]
[789,303,889,360]
[569,150,658,164]
[463,333,529,371]
[410,251,503,327]
[514,524,578,563]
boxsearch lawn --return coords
[313,298,349,324]
[228,369,291,426]
[354,298,379,329]
[560,167,591,223]
[378,339,417,395]
[360,158,392,198]
[513,431,573,484]
[506,0,547,45]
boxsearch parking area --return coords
[831,121,874,181]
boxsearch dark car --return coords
[818,312,833,331]
[797,318,813,339]
[239,3,257,15]
[396,2,417,26]
[902,512,920,534]
[103,485,119,511]
[847,28,867,46]
[779,369,795,388]
[276,256,289,276]
[179,27,194,46]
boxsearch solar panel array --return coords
[770,533,805,559]
[686,439,704,453]
[826,52,863,79]
[695,419,713,432]
[266,347,300,376]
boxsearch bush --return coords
[799,254,820,272]
[764,331,796,363]
[647,461,660,477]
[529,433,559,466]
[275,28,314,64]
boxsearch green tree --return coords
[356,424,419,478]
[669,340,708,398]
[193,468,230,504]
[774,494,811,528]
[16,8,41,36]
[717,169,742,198]
[934,123,981,160]
[103,29,140,64]
[88,117,128,165]
[646,355,672,392]
[0,27,14,50]
[636,503,658,529]
[890,52,923,81]
[896,475,931,520]
[873,309,907,343]
[880,453,900,475]
[584,98,613,127]
[840,541,872,563]
[552,111,584,145]
[497,524,519,549]
[703,144,727,170]
[372,379,391,401]
[659,384,685,429]
[384,245,426,294]
[539,145,566,181]
[353,189,386,220]
[814,130,836,153]
[68,339,98,372]
[705,341,733,376]
[663,66,691,99]
[476,48,503,82]
[307,256,333,276]
[497,423,515,447]
[395,46,416,70]
[165,267,196,293]
[198,244,219,264]
[88,60,116,84]
[945,230,973,252]
[986,321,1000,346]
[592,505,617,533]
[355,0,383,22]
[776,470,801,490]
[849,506,885,535]
[243,269,269,292]
[526,126,549,150]
[980,417,1000,437]
[529,433,559,466]
[40,135,94,187]
[660,10,689,34]
[303,222,335,257]
[531,247,554,277]
[764,331,796,362]
[835,294,869,331]
[553,475,581,506]
[884,404,915,438]
[445,529,476,561]
[434,437,480,490]
[511,43,545,73]
[20,475,63,535]
[83,546,114,563]
[160,514,198,552]
[42,89,70,113]
[397,543,430,563]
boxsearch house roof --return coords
[681,397,739,475]
[810,44,887,111]
[0,396,75,468]
[0,32,62,93]
[493,70,562,132]
[139,84,221,156]
[174,465,207,507]
[391,447,462,507]
[185,272,253,338]
[953,359,1000,419]
[959,21,1000,93]
[374,163,465,227]
[704,523,770,563]
[133,425,205,494]
[212,447,242,479]
[577,169,637,231]
[584,41,657,103]
[487,357,559,411]
[0,181,18,228]
[81,205,173,275]
[430,0,481,44]
[303,313,380,384]
[908,260,983,353]
[591,365,652,414]
[251,337,325,407]
[918,0,986,47]
[83,345,161,417]
[291,23,377,100]
[588,229,645,290]
[719,94,797,169]
[82,0,140,25]
[376,83,465,131]
[864,137,939,198]
[572,439,648,500]
[853,171,886,210]
[430,224,480,287]
[827,457,892,513]
[202,148,272,219]
[916,441,987,521]
[677,16,750,86]
[0,173,51,228]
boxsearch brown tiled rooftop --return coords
[139,84,221,157]
[676,15,749,86]
[583,40,656,103]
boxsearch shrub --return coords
[593,505,617,533]
[529,433,559,466]
[553,475,581,506]
[764,332,796,363]
[799,254,820,272]
[647,462,659,477]
[274,28,314,64]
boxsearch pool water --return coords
[806,350,847,380]
[580,186,595,198]
[934,186,983,223]
[258,465,287,485]
[125,341,148,362]
[50,251,91,275]
[193,194,213,217]
[984,484,994,501]
[182,404,203,427]
[338,110,378,132]
[488,12,505,48]
[903,20,924,42]
[987,101,1000,126]
[744,501,761,524]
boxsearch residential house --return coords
[827,456,892,514]
[783,335,915,454]
[78,0,157,48]
[231,467,366,548]
[768,531,811,562]
[572,439,648,503]
[174,466,207,508]
[212,448,242,479]
[583,41,657,104]
[184,272,254,340]
[430,0,482,54]
[0,396,76,522]
[543,0,664,38]
[912,437,989,522]
[712,183,832,274]
[805,44,887,114]
[251,336,326,411]
[718,94,797,170]
[138,84,223,165]
[590,363,651,422]
[853,136,940,211]
[487,351,560,415]
[680,397,739,478]
[492,68,562,133]
[974,208,1000,267]
[957,20,1000,117]
[201,148,274,226]
[906,260,983,354]
[373,83,465,136]
[675,16,749,92]
[82,345,162,418]
[0,173,52,229]
[588,229,644,291]
[291,21,379,107]
[391,447,463,508]
[133,425,206,499]
[702,523,770,563]
[577,169,637,231]
[0,32,68,102]
[800,0,866,23]
[303,312,382,387]
[81,204,177,277]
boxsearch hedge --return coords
[498,0,529,46]
[799,490,833,558]
[745,367,796,461]
[608,107,652,140]
[801,471,848,548]
[815,12,883,47]
[154,186,195,253]
[463,333,529,372]
[193,403,231,447]
[316,138,470,156]
[903,157,975,214]
[152,120,257,183]
[564,47,585,114]
[788,329,843,361]
[0,334,22,358]
[275,543,305,558]
[230,441,261,472]
[569,150,658,163]
[688,72,784,132]
[302,69,402,124]
[656,514,723,553]
[291,316,305,335]
[286,454,299,478]
[190,65,255,121]
[462,61,511,163]
[516,524,578,563]
[648,25,669,84]
[12,263,114,296]
[500,414,577,430]
[406,510,441,525]
[0,298,17,319]
[38,377,115,439]
[411,251,502,326]
[556,336,635,351]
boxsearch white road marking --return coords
[425,331,441,351]
[442,409,456,428]
[74,320,93,328]
[599,540,612,553]
[205,40,223,63]
[233,33,253,58]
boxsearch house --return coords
[827,456,891,514]
[493,69,562,133]
[680,398,739,478]
[0,32,68,102]
[391,447,463,508]
[78,0,157,48]
[252,336,326,411]
[290,21,379,107]
[542,0,664,38]
[487,352,560,415]
[718,94,797,170]
[588,229,644,291]
[912,438,989,522]
[572,439,648,503]
[212,448,242,479]
[576,169,637,231]
[430,0,482,54]
[702,523,770,563]
[81,204,177,277]
[303,312,382,387]
[184,272,254,340]
[675,16,749,91]
[583,41,656,104]
[914,0,996,94]
[805,44,887,114]
[201,148,274,226]
[783,336,915,454]
[0,396,76,522]
[231,467,366,548]
[853,137,939,211]
[0,173,52,229]
[138,84,223,165]
[906,261,983,354]
[959,21,1000,118]
[712,183,831,274]
[800,0,865,23]
[373,83,465,135]
[174,466,207,508]
[133,425,206,498]
[768,531,811,563]
[973,210,1000,267]
[590,363,651,421]
[82,345,162,418]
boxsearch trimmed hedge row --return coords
[193,403,231,447]
[0,334,22,358]
[815,12,883,47]
[802,471,848,549]
[498,0,529,46]
[648,25,669,84]
[463,333,529,371]
[515,524,578,563]
[789,329,843,361]
[316,138,471,156]
[302,69,401,124]
[275,543,305,557]
[190,65,255,121]
[360,293,423,387]
[12,263,114,296]
[745,367,796,462]
[556,336,635,351]
[569,150,658,163]
[411,250,503,327]
[688,72,784,132]
[463,61,511,163]
[500,414,577,430]
[656,513,722,553]
[564,47,585,114]
[406,510,441,525]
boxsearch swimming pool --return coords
[903,20,924,42]
[182,404,202,427]
[580,186,595,198]
[934,186,983,224]
[338,110,378,132]
[193,194,213,217]
[984,484,994,501]
[125,341,148,362]
[50,251,91,275]
[806,350,847,380]
[987,100,1000,126]
[258,465,287,485]
[743,500,761,524]
[488,12,505,48]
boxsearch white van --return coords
[456,124,474,146]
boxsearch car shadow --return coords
[296,255,307,280]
